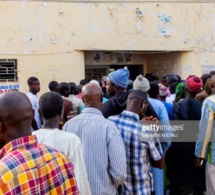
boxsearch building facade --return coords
[0,0,214,94]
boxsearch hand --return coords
[194,156,205,167]
[141,115,159,126]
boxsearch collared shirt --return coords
[63,107,127,195]
[0,135,79,195]
[195,95,215,165]
[33,128,91,195]
[109,111,162,195]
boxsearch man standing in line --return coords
[195,75,215,195]
[27,77,42,130]
[63,83,127,195]
[0,91,78,194]
[58,82,74,128]
[101,67,130,118]
[33,91,91,194]
[109,90,164,194]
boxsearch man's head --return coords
[145,73,159,82]
[0,91,33,149]
[185,76,203,96]
[49,81,59,92]
[126,90,148,118]
[133,75,150,92]
[106,67,130,96]
[68,82,78,95]
[162,74,181,87]
[39,92,63,121]
[80,79,89,86]
[59,82,70,97]
[148,82,159,99]
[82,83,102,109]
[27,77,40,94]
[210,75,215,95]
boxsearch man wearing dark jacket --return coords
[101,67,130,118]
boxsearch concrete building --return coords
[0,0,214,94]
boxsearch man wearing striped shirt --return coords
[109,90,164,195]
[63,83,127,195]
[0,91,78,195]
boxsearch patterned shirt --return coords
[195,95,215,165]
[63,107,127,195]
[109,111,162,195]
[0,135,79,195]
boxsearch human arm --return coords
[195,98,215,163]
[67,137,91,195]
[148,137,164,169]
[107,124,127,188]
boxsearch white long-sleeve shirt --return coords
[33,128,91,195]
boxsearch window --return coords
[0,59,17,82]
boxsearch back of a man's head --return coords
[0,91,33,149]
[39,92,63,120]
[148,82,159,98]
[49,81,59,92]
[126,90,147,115]
[80,79,89,86]
[59,82,69,97]
[68,82,78,95]
[82,83,102,109]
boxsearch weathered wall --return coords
[0,1,215,94]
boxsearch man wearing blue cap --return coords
[101,67,130,118]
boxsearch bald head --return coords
[82,83,102,109]
[0,91,33,148]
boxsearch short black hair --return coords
[27,77,39,86]
[80,79,89,86]
[169,82,178,94]
[49,81,59,91]
[148,82,159,98]
[39,92,63,120]
[128,90,147,102]
[201,74,212,86]
[59,82,69,95]
[68,82,78,95]
[145,73,159,82]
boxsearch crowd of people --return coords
[0,67,215,195]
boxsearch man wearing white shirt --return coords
[26,77,42,130]
[33,91,91,195]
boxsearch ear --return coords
[141,100,149,115]
[114,85,119,91]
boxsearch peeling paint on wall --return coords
[50,68,57,74]
[202,65,215,74]
[158,14,171,37]
[136,8,143,19]
[49,35,57,44]
[183,65,190,73]
[136,21,142,33]
[42,1,48,7]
